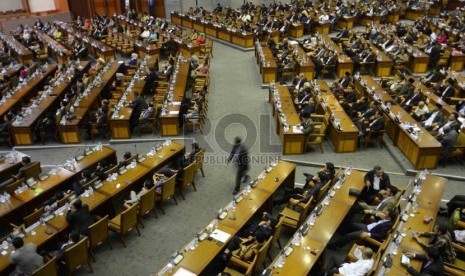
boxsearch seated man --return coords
[303,162,336,185]
[402,246,444,275]
[118,151,133,168]
[70,169,92,196]
[299,113,315,136]
[12,156,32,180]
[358,111,385,138]
[362,165,391,203]
[10,237,43,276]
[240,212,277,240]
[422,103,445,130]
[48,231,81,262]
[400,89,423,112]
[273,172,328,206]
[138,102,155,129]
[430,113,460,139]
[412,224,456,263]
[324,246,374,276]
[410,101,429,121]
[124,179,155,208]
[218,232,267,270]
[328,210,397,248]
[358,185,399,219]
[66,199,93,236]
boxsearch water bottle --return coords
[347,164,353,175]
[11,148,17,161]
[294,232,302,246]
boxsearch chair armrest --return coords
[362,236,382,248]
[456,220,465,229]
[229,255,251,269]
[452,242,465,253]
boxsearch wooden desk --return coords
[0,64,57,119]
[404,8,425,21]
[157,161,296,275]
[294,45,315,80]
[160,57,189,137]
[355,76,442,169]
[57,22,115,61]
[0,151,28,183]
[269,170,365,275]
[450,52,465,71]
[170,12,182,26]
[0,223,58,273]
[255,43,277,84]
[337,16,355,30]
[371,45,393,77]
[359,15,381,26]
[407,47,429,74]
[387,11,400,23]
[58,61,123,143]
[315,81,359,152]
[0,33,33,65]
[35,30,73,65]
[109,58,151,139]
[289,23,304,38]
[314,22,331,35]
[375,174,447,274]
[321,35,353,78]
[11,62,89,145]
[269,84,306,155]
[230,30,254,48]
[46,190,109,231]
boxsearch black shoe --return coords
[242,174,250,183]
[232,190,239,195]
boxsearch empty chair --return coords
[194,149,205,177]
[23,207,44,227]
[268,216,284,260]
[155,174,178,214]
[108,203,141,247]
[279,196,314,230]
[177,162,196,200]
[88,215,113,261]
[63,237,93,274]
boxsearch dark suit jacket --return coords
[407,254,444,276]
[228,144,249,168]
[369,220,393,240]
[131,96,148,115]
[364,170,391,192]
[66,205,93,235]
[440,85,455,99]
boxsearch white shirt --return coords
[424,111,438,127]
[414,105,429,117]
[367,219,388,231]
[319,14,329,22]
[372,175,381,190]
[438,120,453,134]
[339,257,374,276]
[376,196,393,210]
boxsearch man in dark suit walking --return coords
[228,137,250,195]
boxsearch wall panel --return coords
[29,0,56,12]
[0,0,24,12]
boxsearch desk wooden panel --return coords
[157,161,296,275]
[315,81,359,152]
[0,197,25,221]
[337,16,355,29]
[289,23,304,38]
[270,170,365,275]
[355,76,441,169]
[230,31,254,48]
[0,64,58,119]
[160,58,189,137]
[375,174,446,275]
[170,12,182,26]
[359,15,381,26]
[204,23,218,38]
[314,22,331,35]
[269,84,305,155]
[404,8,424,21]
[387,11,400,23]
[450,52,465,71]
[407,49,429,74]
